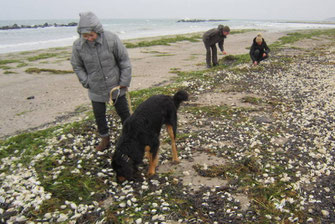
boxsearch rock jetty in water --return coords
[0,22,78,30]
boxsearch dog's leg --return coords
[145,146,156,176]
[166,124,180,163]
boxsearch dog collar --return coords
[121,154,131,162]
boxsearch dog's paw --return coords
[133,173,144,182]
[147,171,156,178]
[171,159,180,164]
[146,173,157,180]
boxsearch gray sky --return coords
[1,0,334,21]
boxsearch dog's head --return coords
[112,151,134,183]
[112,137,138,183]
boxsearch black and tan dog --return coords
[112,90,188,182]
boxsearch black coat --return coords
[203,27,227,51]
[249,37,270,62]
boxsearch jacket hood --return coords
[77,12,104,34]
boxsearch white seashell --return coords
[57,214,68,222]
[183,171,190,176]
[321,210,330,217]
[70,203,77,210]
[15,216,27,222]
[0,196,4,204]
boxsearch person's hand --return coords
[263,53,267,57]
[222,51,227,55]
[253,61,258,65]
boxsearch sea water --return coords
[0,18,334,54]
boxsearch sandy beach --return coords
[0,30,287,138]
[1,27,335,223]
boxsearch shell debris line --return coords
[1,32,335,223]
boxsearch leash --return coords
[110,86,133,114]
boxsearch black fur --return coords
[112,90,188,182]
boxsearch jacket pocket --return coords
[88,72,104,94]
[105,66,119,87]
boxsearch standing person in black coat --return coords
[203,25,230,68]
[250,33,270,65]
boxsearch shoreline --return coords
[1,18,335,55]
[0,28,331,138]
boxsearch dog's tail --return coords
[173,90,189,110]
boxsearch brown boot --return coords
[96,136,110,151]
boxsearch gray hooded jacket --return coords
[71,12,132,102]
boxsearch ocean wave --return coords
[1,19,334,54]
[0,36,77,54]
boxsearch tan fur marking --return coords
[145,145,155,176]
[166,125,179,163]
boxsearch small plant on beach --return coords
[27,53,59,61]
[4,71,17,74]
[169,67,181,73]
[242,96,263,105]
[17,62,29,68]
[16,110,30,116]
[155,53,175,57]
[0,59,21,65]
[0,65,13,70]
[220,54,250,66]
[141,50,162,54]
[25,67,73,74]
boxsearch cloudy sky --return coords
[1,0,334,21]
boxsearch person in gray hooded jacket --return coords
[71,12,132,151]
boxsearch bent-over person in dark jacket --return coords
[250,33,270,65]
[71,12,132,151]
[203,25,230,68]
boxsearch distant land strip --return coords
[279,20,335,25]
[177,19,229,23]
[0,22,78,30]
